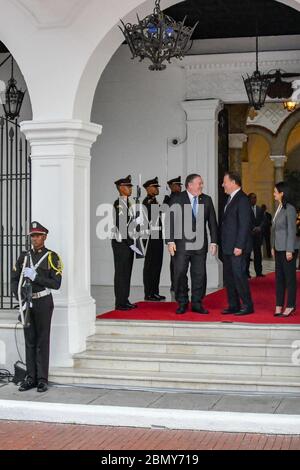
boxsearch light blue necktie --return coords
[192,196,198,218]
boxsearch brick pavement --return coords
[0,421,299,450]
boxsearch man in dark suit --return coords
[167,173,218,314]
[246,193,266,277]
[261,204,272,258]
[221,172,254,315]
[163,176,182,293]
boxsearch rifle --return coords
[17,252,32,328]
[131,181,145,259]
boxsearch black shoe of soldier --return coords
[18,378,36,392]
[115,305,131,311]
[152,294,166,301]
[37,381,48,393]
[126,302,138,309]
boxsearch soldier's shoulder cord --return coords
[48,251,63,275]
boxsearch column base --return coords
[50,296,96,368]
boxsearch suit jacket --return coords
[250,205,266,243]
[221,189,253,255]
[166,190,218,252]
[271,203,300,252]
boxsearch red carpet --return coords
[97,272,300,324]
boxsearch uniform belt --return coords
[32,289,51,299]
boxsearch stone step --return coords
[86,334,295,358]
[49,367,300,393]
[95,319,300,341]
[73,350,300,378]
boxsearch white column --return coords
[181,99,223,288]
[270,155,287,183]
[20,120,102,367]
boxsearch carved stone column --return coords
[229,133,248,175]
[270,155,287,183]
[181,99,223,288]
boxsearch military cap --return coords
[167,176,182,186]
[29,221,49,235]
[143,176,160,189]
[114,175,133,187]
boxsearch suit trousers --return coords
[174,249,207,304]
[275,250,298,307]
[170,255,175,291]
[246,235,263,276]
[223,253,253,309]
[112,240,134,306]
[24,294,54,383]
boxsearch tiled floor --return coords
[1,382,300,415]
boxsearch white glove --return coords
[24,267,37,281]
[129,244,144,256]
[135,215,143,225]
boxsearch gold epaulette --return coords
[48,252,63,276]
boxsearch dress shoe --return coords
[18,378,36,392]
[176,303,188,314]
[277,307,296,318]
[115,305,131,311]
[191,304,209,314]
[235,307,254,315]
[126,302,138,309]
[144,295,163,301]
[222,307,241,314]
[153,294,166,301]
[37,381,48,393]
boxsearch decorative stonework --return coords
[184,50,300,103]
[229,133,248,149]
[246,103,290,135]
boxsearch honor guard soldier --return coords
[11,222,63,393]
[163,176,182,293]
[143,177,165,301]
[112,175,138,311]
[163,176,182,205]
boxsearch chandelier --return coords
[243,36,271,111]
[2,56,26,120]
[119,0,198,71]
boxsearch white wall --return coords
[91,45,187,287]
[0,53,32,122]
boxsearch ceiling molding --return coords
[184,50,300,102]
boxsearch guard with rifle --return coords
[112,175,140,311]
[11,221,62,393]
[143,177,165,301]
